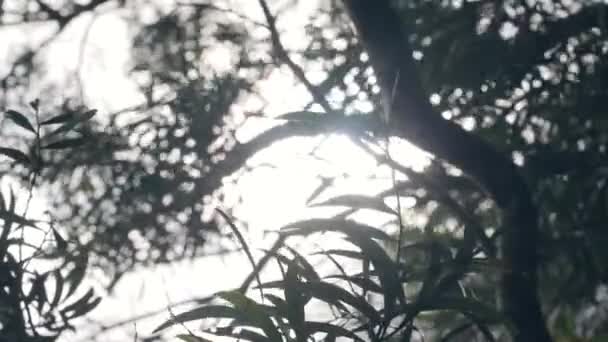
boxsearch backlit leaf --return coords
[5,109,36,134]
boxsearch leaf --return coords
[284,264,305,340]
[52,227,67,251]
[311,195,397,215]
[216,209,264,299]
[50,269,64,309]
[5,110,36,134]
[304,322,365,342]
[176,335,213,342]
[277,111,324,122]
[344,234,405,316]
[41,112,76,125]
[43,137,86,150]
[65,254,88,298]
[305,177,333,204]
[218,291,282,342]
[153,305,246,333]
[0,147,30,164]
[48,109,97,137]
[280,218,393,241]
[60,288,95,316]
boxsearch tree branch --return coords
[341,1,552,341]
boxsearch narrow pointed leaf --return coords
[304,322,365,342]
[43,137,86,150]
[153,305,245,333]
[280,218,393,241]
[176,335,213,342]
[41,112,76,125]
[311,195,396,215]
[218,291,282,342]
[48,109,97,136]
[5,110,36,133]
[0,147,30,164]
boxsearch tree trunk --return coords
[342,1,552,341]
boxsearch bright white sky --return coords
[0,1,431,341]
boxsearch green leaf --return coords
[0,147,30,164]
[153,305,246,333]
[5,109,36,134]
[311,195,397,215]
[43,137,86,150]
[50,269,64,309]
[280,218,393,241]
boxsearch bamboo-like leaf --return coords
[65,254,88,298]
[218,291,282,342]
[304,322,365,342]
[43,137,86,150]
[0,147,30,164]
[41,112,76,125]
[176,335,213,342]
[277,111,324,122]
[311,195,397,215]
[52,227,67,251]
[344,234,405,316]
[48,109,97,137]
[60,288,95,316]
[284,264,305,341]
[50,269,64,309]
[280,218,393,241]
[153,305,245,333]
[301,281,381,323]
[216,209,264,299]
[5,109,36,133]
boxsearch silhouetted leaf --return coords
[50,269,64,309]
[153,305,245,333]
[29,99,39,112]
[304,322,365,342]
[277,111,324,122]
[43,137,86,150]
[0,147,30,164]
[218,291,281,342]
[216,209,263,299]
[5,109,36,133]
[48,109,97,137]
[280,218,393,241]
[52,227,67,251]
[311,194,396,215]
[176,335,213,342]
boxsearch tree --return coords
[1,0,608,341]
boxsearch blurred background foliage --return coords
[1,0,608,341]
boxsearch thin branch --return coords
[257,0,334,113]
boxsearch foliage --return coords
[0,103,101,341]
[1,0,608,341]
